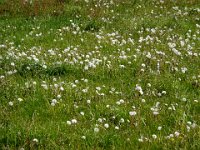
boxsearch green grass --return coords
[0,0,200,149]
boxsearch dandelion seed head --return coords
[152,134,157,139]
[9,101,13,106]
[33,138,38,143]
[129,111,137,116]
[67,121,72,125]
[104,123,109,128]
[94,127,99,133]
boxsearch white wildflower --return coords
[174,131,180,137]
[18,98,23,102]
[135,84,144,95]
[181,67,188,73]
[152,134,157,139]
[80,112,85,116]
[158,126,162,130]
[119,99,125,103]
[33,138,38,143]
[67,121,72,125]
[86,100,91,104]
[9,101,13,106]
[129,111,137,116]
[94,127,99,133]
[71,119,77,124]
[138,138,143,142]
[182,98,187,102]
[104,123,109,128]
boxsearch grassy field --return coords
[0,0,200,149]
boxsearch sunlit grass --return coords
[0,0,200,149]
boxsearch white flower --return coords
[94,127,99,133]
[111,88,115,91]
[104,123,109,128]
[129,111,137,116]
[18,98,23,102]
[82,88,88,93]
[181,67,188,73]
[191,123,197,128]
[98,118,103,123]
[60,87,64,91]
[119,99,125,103]
[116,101,121,105]
[67,121,72,125]
[119,118,125,123]
[140,69,144,72]
[172,48,181,56]
[81,136,86,139]
[174,131,180,137]
[87,100,91,104]
[54,83,59,88]
[168,42,176,48]
[42,64,47,69]
[135,84,143,95]
[51,103,56,106]
[180,41,185,47]
[187,125,191,132]
[115,126,119,130]
[119,65,125,68]
[146,52,151,58]
[51,99,57,106]
[106,105,110,108]
[41,84,48,90]
[71,119,77,124]
[152,134,157,139]
[84,79,88,83]
[71,84,77,88]
[96,87,101,91]
[9,101,13,106]
[84,65,89,70]
[57,95,61,99]
[158,126,162,130]
[153,111,159,115]
[147,83,151,87]
[0,75,5,79]
[138,138,143,142]
[80,112,85,116]
[169,134,174,138]
[141,63,146,67]
[157,93,162,97]
[33,138,38,143]
[182,98,187,102]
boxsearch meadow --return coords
[0,0,200,149]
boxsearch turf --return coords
[0,0,200,149]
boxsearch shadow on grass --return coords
[17,63,83,78]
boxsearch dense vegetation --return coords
[0,0,200,149]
